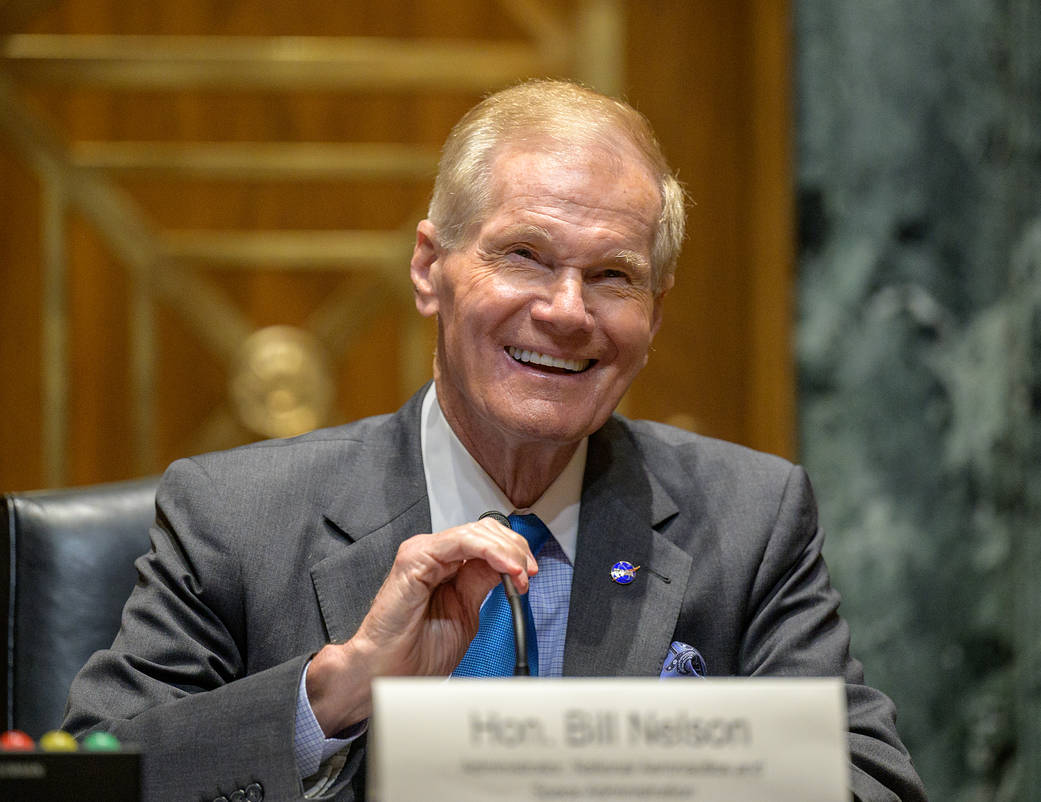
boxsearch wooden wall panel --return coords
[626,0,794,458]
[0,140,44,485]
[0,0,794,492]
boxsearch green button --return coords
[39,730,78,752]
[82,731,121,751]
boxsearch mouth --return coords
[506,346,593,374]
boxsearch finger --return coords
[412,522,536,585]
[470,517,540,577]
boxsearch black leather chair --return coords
[1,477,159,738]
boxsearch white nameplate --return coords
[370,677,848,801]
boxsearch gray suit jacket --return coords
[65,386,926,801]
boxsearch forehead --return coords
[479,142,661,253]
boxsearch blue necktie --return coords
[452,513,551,677]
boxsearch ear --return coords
[411,219,442,318]
[649,273,674,341]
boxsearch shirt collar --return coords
[420,384,584,563]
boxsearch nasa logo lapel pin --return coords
[610,560,640,585]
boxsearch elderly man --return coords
[65,80,926,801]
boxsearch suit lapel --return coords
[310,387,432,643]
[310,499,431,643]
[564,417,690,677]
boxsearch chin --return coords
[501,403,611,445]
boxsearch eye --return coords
[510,247,537,260]
[599,268,631,281]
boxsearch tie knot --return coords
[508,513,552,555]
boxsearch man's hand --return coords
[305,516,537,736]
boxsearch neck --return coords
[435,388,579,510]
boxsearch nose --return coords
[531,271,594,333]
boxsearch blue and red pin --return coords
[610,560,640,584]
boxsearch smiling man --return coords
[65,80,926,801]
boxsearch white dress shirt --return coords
[420,383,585,676]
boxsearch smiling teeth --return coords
[508,346,590,373]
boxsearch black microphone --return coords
[479,510,530,676]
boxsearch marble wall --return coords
[794,1,1041,798]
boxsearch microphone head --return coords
[478,510,511,528]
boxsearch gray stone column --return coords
[795,1,1041,798]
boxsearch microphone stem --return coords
[479,510,531,677]
[500,574,530,676]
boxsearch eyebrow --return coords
[611,249,651,272]
[492,224,553,246]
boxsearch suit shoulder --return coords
[154,408,418,546]
[613,417,805,509]
[184,414,393,473]
[157,411,411,524]
[620,417,794,474]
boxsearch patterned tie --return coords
[452,513,552,677]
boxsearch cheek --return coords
[440,301,503,378]
[606,308,656,364]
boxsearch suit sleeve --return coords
[739,466,928,802]
[63,457,366,802]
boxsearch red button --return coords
[0,729,35,751]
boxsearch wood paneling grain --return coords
[0,0,794,492]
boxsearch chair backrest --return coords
[1,477,159,738]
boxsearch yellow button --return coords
[39,729,78,752]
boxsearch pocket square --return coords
[660,641,707,678]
